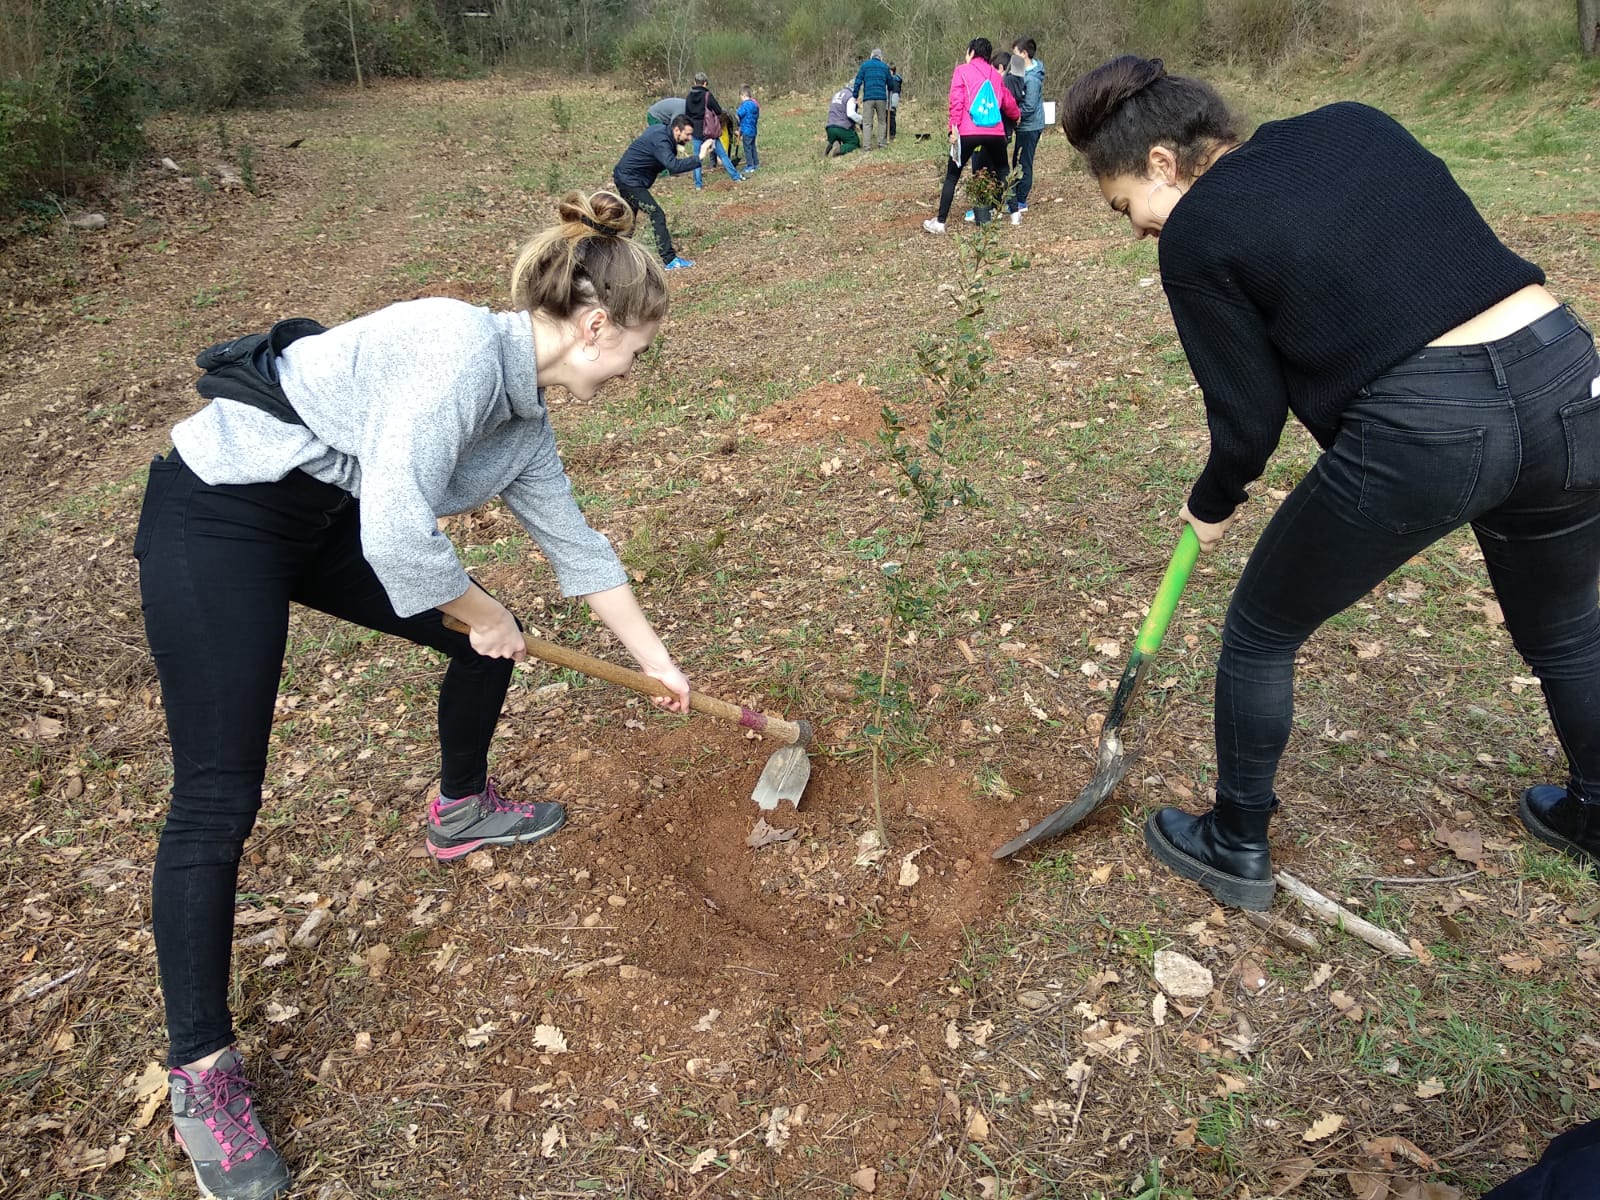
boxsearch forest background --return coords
[3,0,1599,213]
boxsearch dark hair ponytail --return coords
[1060,54,1240,180]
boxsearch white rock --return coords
[1153,949,1213,998]
[66,212,107,230]
[161,157,182,172]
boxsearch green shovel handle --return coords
[1134,526,1201,657]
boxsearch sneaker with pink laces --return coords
[169,1048,290,1200]
[426,777,566,861]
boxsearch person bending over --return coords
[1060,55,1600,910]
[137,190,691,1198]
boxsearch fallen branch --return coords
[1355,870,1479,886]
[1243,909,1321,954]
[1274,871,1414,959]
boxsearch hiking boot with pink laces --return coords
[169,1048,290,1200]
[426,777,566,861]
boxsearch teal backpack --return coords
[967,77,999,125]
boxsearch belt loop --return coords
[1485,341,1508,390]
[1564,303,1592,340]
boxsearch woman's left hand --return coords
[643,663,691,713]
[1179,503,1236,551]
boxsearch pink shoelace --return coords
[194,1060,270,1169]
[479,777,538,815]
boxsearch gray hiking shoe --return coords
[169,1048,290,1200]
[426,777,566,861]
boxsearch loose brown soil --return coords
[2,76,1597,1200]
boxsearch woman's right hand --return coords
[439,583,526,661]
[1179,503,1236,552]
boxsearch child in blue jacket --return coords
[736,86,761,171]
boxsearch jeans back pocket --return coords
[1560,385,1600,491]
[1357,421,1485,535]
[133,456,181,561]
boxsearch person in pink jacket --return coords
[923,37,1021,234]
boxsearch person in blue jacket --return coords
[1009,38,1046,224]
[736,85,761,171]
[853,48,892,150]
[612,116,701,270]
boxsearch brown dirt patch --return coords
[742,382,905,443]
[716,200,784,220]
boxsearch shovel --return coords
[993,526,1201,859]
[441,615,812,810]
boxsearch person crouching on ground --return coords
[613,114,702,270]
[824,82,862,156]
[1059,55,1600,910]
[136,189,691,1200]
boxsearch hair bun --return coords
[556,190,635,239]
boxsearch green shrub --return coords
[156,0,314,108]
[0,0,154,208]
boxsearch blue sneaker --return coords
[663,256,695,271]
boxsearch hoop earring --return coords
[581,343,600,362]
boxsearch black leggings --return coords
[937,134,1008,222]
[136,453,514,1065]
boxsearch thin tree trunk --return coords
[346,0,364,87]
[1581,0,1599,55]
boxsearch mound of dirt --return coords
[744,382,906,443]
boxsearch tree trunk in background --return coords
[346,0,363,87]
[1582,0,1599,54]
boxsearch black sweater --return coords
[1158,102,1543,522]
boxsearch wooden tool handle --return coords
[441,615,810,746]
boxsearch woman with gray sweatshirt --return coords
[135,190,688,1200]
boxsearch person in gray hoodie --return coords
[137,190,689,1200]
[1009,37,1046,223]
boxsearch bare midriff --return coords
[1428,283,1561,346]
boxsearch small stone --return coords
[1153,950,1214,998]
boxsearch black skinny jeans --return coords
[136,454,514,1065]
[1216,307,1600,812]
[614,178,675,264]
[937,134,1007,222]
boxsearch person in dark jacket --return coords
[887,64,904,141]
[853,49,892,150]
[684,72,743,186]
[1059,54,1600,910]
[612,115,701,270]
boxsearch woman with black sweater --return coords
[1061,55,1600,910]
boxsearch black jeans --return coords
[614,178,675,264]
[136,454,514,1065]
[937,134,1007,222]
[1216,307,1600,812]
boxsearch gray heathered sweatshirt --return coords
[171,298,626,617]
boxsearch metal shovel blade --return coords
[753,744,811,811]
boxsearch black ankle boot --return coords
[1519,786,1600,872]
[1144,801,1277,911]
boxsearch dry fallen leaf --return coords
[1303,1111,1347,1142]
[1498,952,1544,975]
[1270,1156,1316,1194]
[262,1001,300,1024]
[1435,825,1483,866]
[1346,1170,1390,1200]
[1415,1078,1446,1099]
[965,1109,989,1141]
[688,1147,718,1175]
[1361,1135,1437,1170]
[532,1024,568,1054]
[746,818,796,849]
